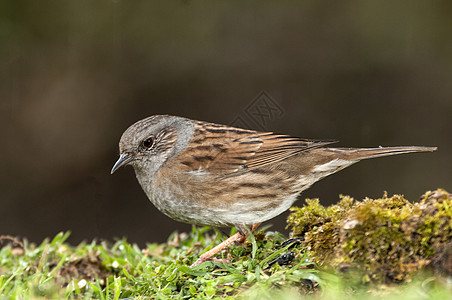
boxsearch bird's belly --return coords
[139,164,327,228]
[146,182,299,227]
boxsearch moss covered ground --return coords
[1,189,451,299]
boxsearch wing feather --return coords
[178,121,336,175]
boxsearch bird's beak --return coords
[111,153,134,174]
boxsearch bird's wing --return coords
[178,121,336,175]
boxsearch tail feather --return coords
[327,146,437,160]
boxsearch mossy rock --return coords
[286,189,452,283]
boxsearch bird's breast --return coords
[136,163,306,227]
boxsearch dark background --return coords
[1,1,451,245]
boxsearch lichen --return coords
[286,189,452,283]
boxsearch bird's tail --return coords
[326,146,437,161]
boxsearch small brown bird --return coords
[111,115,436,266]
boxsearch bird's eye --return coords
[142,137,154,149]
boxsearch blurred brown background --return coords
[1,1,450,245]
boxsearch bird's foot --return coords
[190,232,243,267]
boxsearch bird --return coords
[111,115,436,266]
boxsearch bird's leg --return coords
[237,223,261,243]
[190,232,243,267]
[190,223,262,267]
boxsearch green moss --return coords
[2,203,452,298]
[286,189,452,283]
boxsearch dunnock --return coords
[111,115,436,266]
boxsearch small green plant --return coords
[0,228,320,299]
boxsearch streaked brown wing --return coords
[245,133,335,169]
[179,121,336,175]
